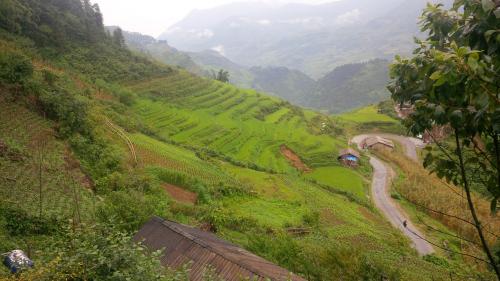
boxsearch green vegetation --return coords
[340,105,397,124]
[122,31,392,114]
[0,0,492,280]
[337,104,405,136]
[129,73,345,174]
[305,167,366,199]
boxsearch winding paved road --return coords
[352,134,434,256]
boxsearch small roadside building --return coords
[134,217,308,281]
[338,148,360,167]
[361,136,395,151]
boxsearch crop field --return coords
[305,167,367,199]
[0,99,93,220]
[129,133,237,186]
[339,105,398,123]
[130,71,347,174]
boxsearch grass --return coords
[130,72,345,174]
[304,167,367,199]
[0,98,94,223]
[340,105,398,123]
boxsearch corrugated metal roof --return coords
[134,217,308,281]
[363,137,395,148]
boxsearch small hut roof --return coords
[134,217,307,281]
[338,148,360,159]
[363,137,395,148]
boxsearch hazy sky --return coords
[95,0,334,37]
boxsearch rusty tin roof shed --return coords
[134,217,308,281]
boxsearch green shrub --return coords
[0,206,61,236]
[423,254,450,267]
[19,224,170,281]
[0,50,33,84]
[96,190,159,232]
[38,89,90,137]
[69,134,122,180]
[302,211,320,227]
[42,69,58,86]
[390,192,401,200]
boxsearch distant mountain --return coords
[309,59,391,113]
[188,50,254,88]
[116,28,391,113]
[159,0,452,78]
[249,66,316,104]
[106,26,202,74]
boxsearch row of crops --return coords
[0,100,93,220]
[129,71,347,173]
[128,133,238,186]
[0,99,53,148]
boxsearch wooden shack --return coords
[134,217,307,281]
[361,136,394,151]
[338,148,360,167]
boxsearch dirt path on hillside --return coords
[353,134,434,256]
[280,145,311,172]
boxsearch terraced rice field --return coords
[129,133,237,186]
[340,105,398,123]
[130,71,346,174]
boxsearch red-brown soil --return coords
[163,183,197,205]
[280,145,311,172]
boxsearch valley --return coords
[119,29,393,113]
[0,0,498,280]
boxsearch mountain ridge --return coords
[160,0,452,78]
[117,28,392,113]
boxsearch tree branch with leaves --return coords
[388,0,500,278]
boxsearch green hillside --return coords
[0,0,487,280]
[128,71,345,173]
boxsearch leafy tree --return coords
[213,69,230,83]
[0,0,30,34]
[113,27,126,48]
[388,0,500,278]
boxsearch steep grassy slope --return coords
[0,98,94,220]
[0,51,478,281]
[337,104,405,135]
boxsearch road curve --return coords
[352,134,434,256]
